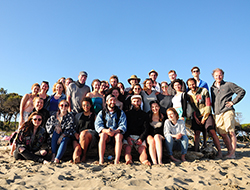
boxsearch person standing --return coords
[187,78,222,157]
[191,66,209,91]
[211,68,246,158]
[167,70,186,96]
[67,71,90,114]
[148,70,161,92]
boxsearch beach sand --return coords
[1,142,250,190]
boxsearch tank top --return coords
[91,97,103,115]
[172,93,182,108]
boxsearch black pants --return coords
[14,149,48,163]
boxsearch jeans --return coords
[165,134,188,155]
[51,131,71,160]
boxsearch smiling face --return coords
[151,103,160,114]
[78,74,87,84]
[32,86,40,95]
[149,72,157,81]
[56,84,63,94]
[133,85,141,95]
[34,99,44,111]
[41,82,49,93]
[161,82,168,93]
[167,110,177,122]
[112,89,119,98]
[173,82,182,92]
[145,80,153,90]
[82,101,91,113]
[213,70,224,84]
[110,78,118,88]
[32,115,42,127]
[187,80,197,92]
[65,79,72,87]
[107,97,116,110]
[131,98,141,109]
[59,101,69,113]
[168,72,177,82]
[93,81,100,91]
[192,69,200,78]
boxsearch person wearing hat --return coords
[66,71,90,114]
[123,95,151,165]
[124,75,141,96]
[95,94,127,164]
[149,69,161,93]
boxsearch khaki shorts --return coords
[215,110,236,134]
[123,135,147,151]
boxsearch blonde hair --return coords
[52,82,65,94]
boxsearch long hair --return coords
[128,83,141,95]
[52,81,66,94]
[57,100,69,115]
[148,100,163,122]
[81,97,95,114]
[19,112,43,133]
[167,108,179,120]
[143,78,153,91]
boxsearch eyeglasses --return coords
[60,104,68,108]
[33,118,42,121]
[162,85,168,88]
[192,70,199,73]
[134,88,141,90]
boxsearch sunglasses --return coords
[60,104,68,108]
[192,70,199,73]
[33,118,42,121]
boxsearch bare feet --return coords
[181,155,186,162]
[225,153,236,159]
[51,154,56,162]
[216,152,223,159]
[170,155,181,162]
[99,158,104,164]
[113,159,120,164]
[126,159,133,165]
[54,158,60,163]
[43,160,49,164]
[142,160,151,166]
[73,156,81,164]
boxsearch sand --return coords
[1,141,250,190]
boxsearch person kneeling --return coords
[123,95,150,165]
[164,108,188,162]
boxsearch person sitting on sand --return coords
[164,108,189,162]
[95,94,127,164]
[14,112,48,164]
[46,100,75,163]
[147,100,166,165]
[72,97,98,163]
[123,95,151,166]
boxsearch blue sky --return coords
[0,1,249,123]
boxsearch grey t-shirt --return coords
[67,82,90,114]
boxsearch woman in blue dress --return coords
[86,79,105,115]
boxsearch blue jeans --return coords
[51,131,71,160]
[165,134,188,155]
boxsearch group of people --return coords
[12,67,246,165]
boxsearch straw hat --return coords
[148,69,158,76]
[127,75,141,84]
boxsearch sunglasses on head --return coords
[33,118,42,121]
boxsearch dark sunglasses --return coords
[192,70,199,73]
[60,104,68,108]
[33,118,42,121]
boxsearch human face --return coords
[65,79,72,87]
[32,86,40,95]
[112,89,119,98]
[161,82,168,92]
[32,115,42,127]
[167,110,177,122]
[146,80,153,90]
[151,103,160,114]
[168,72,177,82]
[131,98,141,109]
[82,101,91,113]
[56,84,63,94]
[78,74,87,84]
[59,78,65,84]
[213,71,224,84]
[192,69,200,78]
[41,83,49,93]
[110,78,118,88]
[187,80,197,92]
[100,82,106,90]
[34,99,44,111]
[130,79,137,86]
[93,81,100,91]
[117,83,124,90]
[59,102,69,113]
[173,82,182,92]
[133,85,141,95]
[107,97,116,109]
[149,72,157,81]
